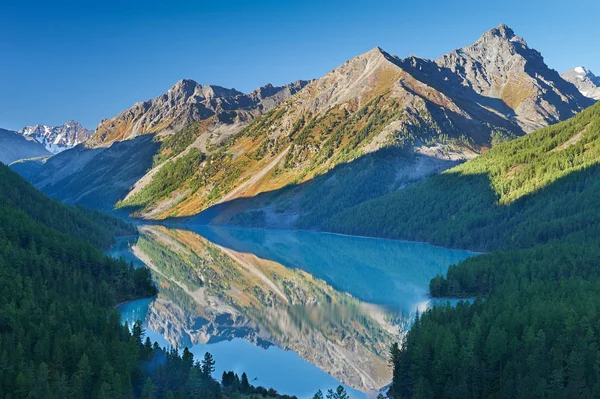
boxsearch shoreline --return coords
[114,296,155,310]
[152,219,483,255]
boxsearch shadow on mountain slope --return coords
[179,147,465,229]
[18,134,160,212]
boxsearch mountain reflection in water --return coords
[115,225,474,395]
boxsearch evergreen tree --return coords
[241,372,250,393]
[141,378,156,399]
[201,352,216,379]
[326,386,349,399]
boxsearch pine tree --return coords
[241,372,250,393]
[326,386,349,399]
[141,377,156,399]
[201,352,215,379]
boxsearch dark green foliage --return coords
[230,209,267,227]
[429,234,600,298]
[0,164,156,398]
[326,386,349,399]
[324,101,600,252]
[391,237,600,398]
[201,352,215,378]
[0,163,134,249]
[220,370,298,399]
[295,147,419,229]
[383,103,600,398]
[0,165,285,399]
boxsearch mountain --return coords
[562,66,600,100]
[17,80,308,211]
[430,24,591,131]
[19,24,593,220]
[179,25,593,226]
[0,128,50,164]
[88,79,309,147]
[323,100,600,251]
[18,120,93,154]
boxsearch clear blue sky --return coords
[1,0,599,131]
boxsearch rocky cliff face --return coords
[432,24,592,131]
[88,80,309,147]
[562,66,600,100]
[18,120,93,154]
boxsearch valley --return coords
[2,11,600,399]
[9,25,593,224]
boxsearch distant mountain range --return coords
[562,66,600,100]
[18,120,93,154]
[12,24,596,219]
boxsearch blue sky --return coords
[1,0,599,131]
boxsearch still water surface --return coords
[113,225,474,398]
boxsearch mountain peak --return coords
[365,46,395,60]
[475,23,527,47]
[562,66,600,100]
[488,23,515,39]
[17,121,93,154]
[434,24,591,131]
[168,79,201,96]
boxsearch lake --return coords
[113,225,474,398]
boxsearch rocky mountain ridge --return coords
[562,66,600,100]
[17,24,594,222]
[88,80,310,147]
[18,120,93,154]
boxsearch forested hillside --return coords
[325,101,600,251]
[0,164,290,399]
[384,102,600,398]
[0,163,155,397]
[0,163,135,248]
[390,234,600,398]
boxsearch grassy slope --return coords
[324,101,600,251]
[387,103,600,398]
[120,78,481,220]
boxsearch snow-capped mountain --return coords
[18,120,94,154]
[562,66,600,100]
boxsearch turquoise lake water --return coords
[113,225,475,398]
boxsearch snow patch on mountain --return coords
[562,66,600,100]
[18,120,93,154]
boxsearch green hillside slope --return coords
[324,101,600,251]
[0,165,293,399]
[383,102,600,398]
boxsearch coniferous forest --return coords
[382,103,600,397]
[0,164,296,399]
